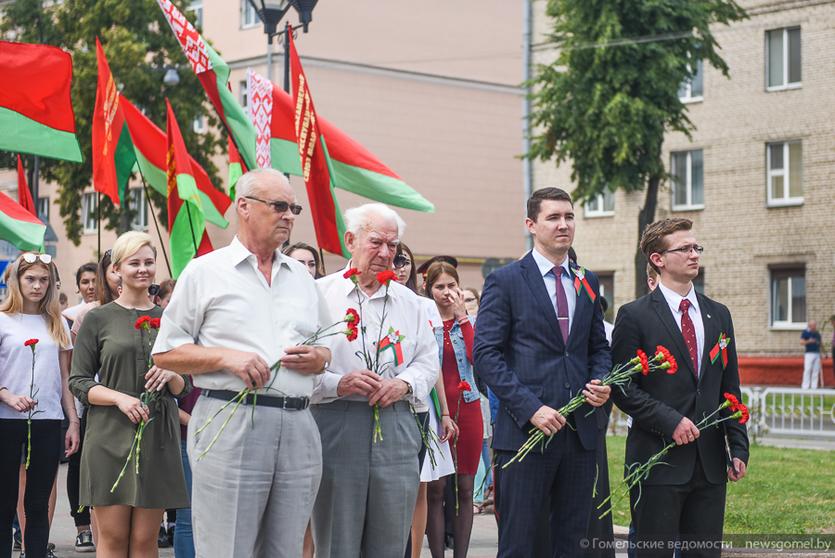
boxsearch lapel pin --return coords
[707,314,711,319]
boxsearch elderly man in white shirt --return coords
[311,203,439,558]
[152,168,332,558]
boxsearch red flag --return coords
[16,155,36,217]
[287,26,343,256]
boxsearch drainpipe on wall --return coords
[522,0,534,250]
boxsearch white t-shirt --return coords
[0,312,72,421]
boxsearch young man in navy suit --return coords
[611,218,749,557]
[474,187,612,557]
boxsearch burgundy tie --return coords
[679,299,698,378]
[554,267,570,343]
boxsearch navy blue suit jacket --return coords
[474,252,612,452]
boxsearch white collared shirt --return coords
[530,248,576,334]
[657,281,705,374]
[312,266,439,410]
[152,236,333,397]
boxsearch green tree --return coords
[528,0,746,296]
[1,0,223,244]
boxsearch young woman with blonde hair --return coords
[0,252,79,558]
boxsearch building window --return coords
[241,0,259,28]
[129,188,148,231]
[36,196,49,222]
[193,115,207,134]
[81,192,98,233]
[767,141,802,206]
[584,191,614,218]
[188,1,203,29]
[766,27,801,90]
[239,79,248,107]
[670,149,704,210]
[770,267,806,327]
[597,272,614,322]
[678,59,704,102]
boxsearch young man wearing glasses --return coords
[611,218,749,557]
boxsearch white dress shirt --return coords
[152,236,333,397]
[531,248,576,334]
[312,266,439,410]
[657,281,705,375]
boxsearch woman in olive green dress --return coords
[70,231,189,557]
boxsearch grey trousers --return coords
[187,395,322,558]
[311,400,421,558]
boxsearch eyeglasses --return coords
[661,244,704,256]
[393,254,411,269]
[244,196,303,216]
[21,253,52,265]
[464,297,477,303]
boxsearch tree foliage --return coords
[1,0,223,244]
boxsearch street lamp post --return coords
[247,0,318,91]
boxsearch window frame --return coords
[766,140,803,207]
[241,0,260,29]
[769,267,806,329]
[765,26,801,91]
[239,79,248,108]
[36,196,49,222]
[583,191,615,218]
[188,0,203,29]
[678,59,704,103]
[81,192,98,234]
[129,188,148,231]
[670,149,705,212]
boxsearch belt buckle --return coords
[282,397,289,410]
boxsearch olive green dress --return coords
[69,302,190,508]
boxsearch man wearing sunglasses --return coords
[611,218,749,557]
[153,168,333,558]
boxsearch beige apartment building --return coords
[1,0,528,296]
[533,0,835,364]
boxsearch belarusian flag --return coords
[0,192,45,251]
[263,76,434,212]
[166,99,212,278]
[120,96,230,228]
[0,41,82,162]
[16,155,36,217]
[287,26,346,257]
[156,0,257,171]
[92,38,135,207]
[227,135,244,201]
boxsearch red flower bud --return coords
[24,338,39,347]
[344,308,360,324]
[343,268,360,280]
[134,316,152,330]
[376,270,397,285]
[636,349,650,376]
[149,318,161,329]
[665,355,678,375]
[737,403,750,425]
[345,326,359,342]
[723,392,740,411]
[457,380,471,392]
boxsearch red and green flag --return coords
[0,41,82,162]
[0,192,45,251]
[166,99,212,278]
[120,96,230,229]
[16,155,36,217]
[227,135,244,201]
[92,38,135,207]
[156,0,257,171]
[287,26,347,257]
[378,327,406,366]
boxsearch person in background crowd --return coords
[283,241,324,279]
[1,252,79,558]
[154,279,177,309]
[425,261,482,558]
[70,252,120,342]
[417,256,459,297]
[312,203,438,558]
[154,169,331,558]
[62,263,98,327]
[800,320,822,389]
[70,231,190,558]
[462,288,480,319]
[58,293,68,312]
[600,297,614,345]
[395,243,418,292]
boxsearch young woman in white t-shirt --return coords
[0,252,79,558]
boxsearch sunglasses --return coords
[22,253,52,265]
[244,196,303,216]
[393,254,410,269]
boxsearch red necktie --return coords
[679,299,698,378]
[554,267,570,344]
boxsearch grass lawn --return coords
[604,435,835,533]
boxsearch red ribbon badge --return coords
[709,333,731,370]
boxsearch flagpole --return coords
[184,201,199,254]
[137,172,172,277]
[96,192,101,257]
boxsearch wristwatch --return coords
[404,380,413,397]
[321,360,330,372]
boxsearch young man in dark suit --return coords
[474,187,612,557]
[611,218,749,557]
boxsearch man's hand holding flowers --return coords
[280,345,331,375]
[0,391,37,412]
[580,379,611,407]
[337,369,383,398]
[221,349,272,388]
[530,405,567,437]
[672,416,701,446]
[368,378,412,408]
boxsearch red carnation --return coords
[149,318,161,329]
[345,308,360,324]
[345,326,359,342]
[457,380,471,392]
[636,349,650,376]
[665,354,678,375]
[723,392,740,411]
[376,270,397,285]
[737,403,750,425]
[343,268,360,280]
[24,338,39,347]
[134,315,152,330]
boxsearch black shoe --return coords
[46,542,58,558]
[167,525,175,546]
[13,528,21,551]
[75,529,95,553]
[157,525,171,548]
[445,532,454,550]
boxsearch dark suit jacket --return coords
[474,252,612,452]
[611,287,750,486]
